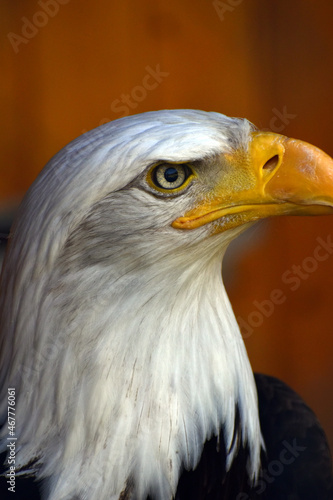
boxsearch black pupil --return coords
[164,167,179,183]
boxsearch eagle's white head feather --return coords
[0,110,262,499]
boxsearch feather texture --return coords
[0,110,260,499]
[1,110,331,500]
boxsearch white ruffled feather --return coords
[0,110,261,499]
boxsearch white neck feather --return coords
[0,229,261,500]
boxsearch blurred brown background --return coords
[1,0,333,450]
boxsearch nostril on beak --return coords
[263,154,280,172]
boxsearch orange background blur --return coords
[1,1,333,450]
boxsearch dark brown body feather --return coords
[174,374,333,500]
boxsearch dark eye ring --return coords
[151,164,193,190]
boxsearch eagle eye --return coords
[150,163,193,191]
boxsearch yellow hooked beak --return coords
[172,131,333,233]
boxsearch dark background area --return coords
[1,0,333,452]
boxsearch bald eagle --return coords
[0,110,332,500]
